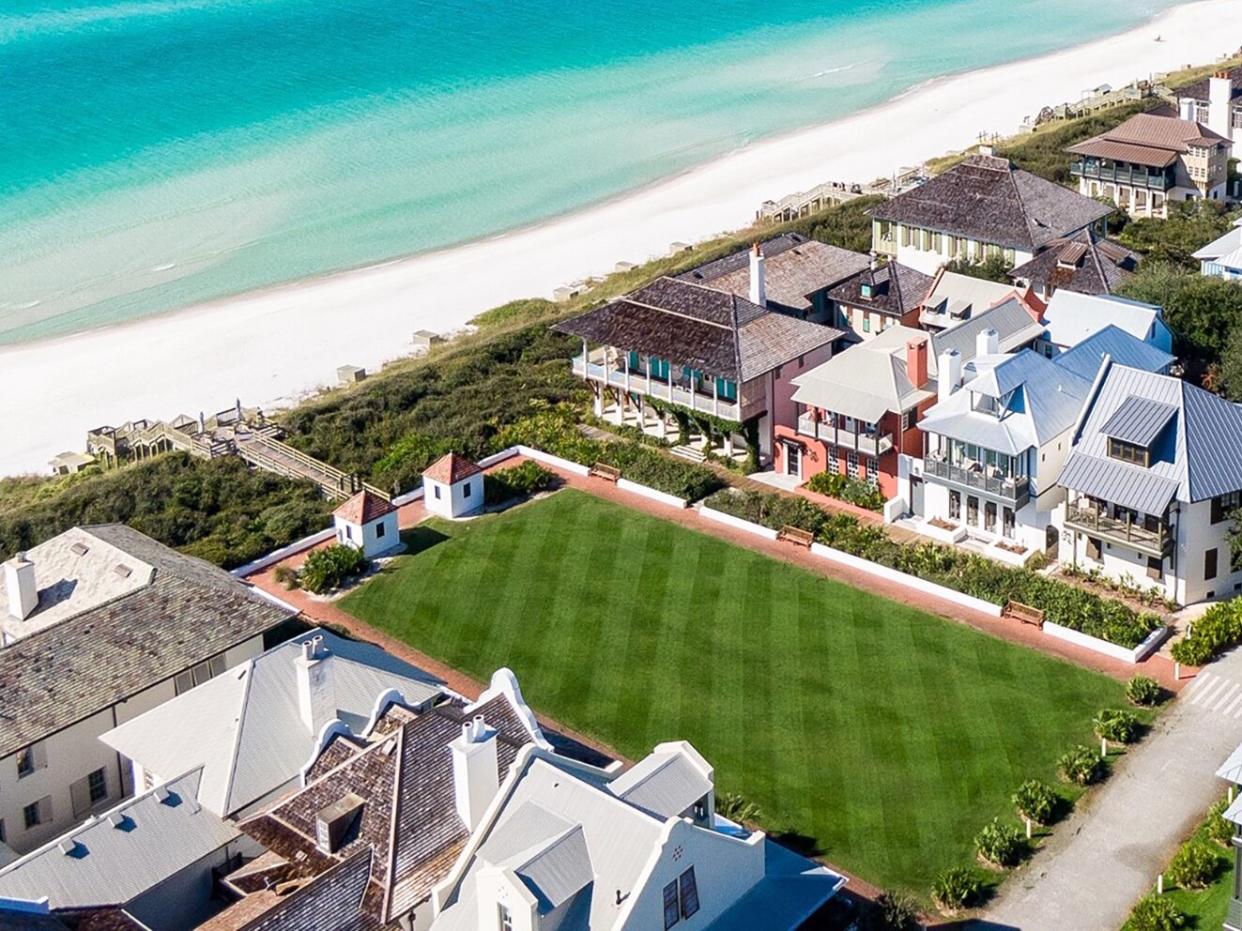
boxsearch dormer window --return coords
[1107,438,1149,466]
[860,282,873,300]
[974,394,998,416]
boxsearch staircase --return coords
[670,444,707,463]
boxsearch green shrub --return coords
[864,891,921,931]
[1058,745,1104,786]
[1206,796,1234,847]
[1170,599,1242,666]
[1128,895,1186,931]
[715,792,762,825]
[1011,779,1057,825]
[273,564,298,590]
[1094,708,1141,745]
[975,818,1026,868]
[1126,675,1163,707]
[300,544,369,594]
[804,471,884,512]
[930,866,983,911]
[1166,841,1222,889]
[484,462,556,505]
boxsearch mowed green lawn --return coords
[341,488,1127,893]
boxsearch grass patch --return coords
[341,489,1131,894]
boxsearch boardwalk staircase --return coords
[234,430,390,502]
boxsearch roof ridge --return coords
[220,659,257,815]
[621,295,735,332]
[382,725,406,921]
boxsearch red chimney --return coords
[907,337,929,389]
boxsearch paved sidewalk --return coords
[982,647,1242,931]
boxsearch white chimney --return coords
[295,636,335,735]
[4,554,37,620]
[748,243,766,307]
[978,143,994,157]
[976,327,999,359]
[937,350,962,404]
[1179,97,1196,121]
[1210,71,1233,140]
[450,715,499,831]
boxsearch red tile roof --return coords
[422,452,482,485]
[333,490,396,524]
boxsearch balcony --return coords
[1064,504,1173,558]
[797,413,894,456]
[1070,160,1173,191]
[572,357,742,421]
[924,457,1030,509]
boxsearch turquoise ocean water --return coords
[0,0,1178,343]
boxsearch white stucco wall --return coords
[424,475,483,519]
[335,511,399,558]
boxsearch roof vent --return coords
[315,793,366,855]
[70,542,89,556]
[153,786,170,803]
[58,838,81,857]
[114,564,132,579]
[108,812,133,830]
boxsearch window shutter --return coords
[32,742,47,770]
[679,868,700,919]
[663,881,680,929]
[71,776,91,819]
[174,670,194,695]
[209,655,227,679]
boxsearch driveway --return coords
[982,646,1242,931]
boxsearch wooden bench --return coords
[777,525,815,549]
[589,462,622,483]
[1003,600,1045,628]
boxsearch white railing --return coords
[572,358,741,420]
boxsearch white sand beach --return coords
[5,0,1242,476]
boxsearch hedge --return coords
[1170,597,1242,666]
[484,462,556,505]
[703,488,1160,647]
[804,471,884,511]
[495,408,724,501]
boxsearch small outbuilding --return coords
[422,452,484,519]
[332,490,399,558]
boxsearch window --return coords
[17,743,44,779]
[862,315,871,333]
[89,768,107,804]
[23,797,50,831]
[345,524,353,541]
[901,409,913,432]
[1211,491,1241,524]
[679,868,700,919]
[463,480,472,499]
[498,904,513,931]
[174,670,194,695]
[847,451,859,479]
[1086,536,1102,561]
[433,485,441,500]
[376,520,385,538]
[1002,507,1015,539]
[1206,548,1219,581]
[984,501,997,533]
[663,880,680,929]
[72,768,109,818]
[967,496,979,526]
[1107,438,1149,466]
[949,491,961,520]
[0,820,5,844]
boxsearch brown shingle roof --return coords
[869,155,1112,251]
[1067,113,1229,167]
[0,525,292,759]
[553,277,841,382]
[422,453,481,485]
[333,491,396,524]
[1009,229,1138,296]
[827,262,934,319]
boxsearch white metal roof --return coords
[101,628,442,816]
[0,770,237,910]
[1042,291,1163,349]
[1192,220,1242,262]
[791,326,935,421]
[608,741,713,820]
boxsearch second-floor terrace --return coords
[1063,495,1174,559]
[1069,158,1174,191]
[796,408,894,457]
[924,438,1031,509]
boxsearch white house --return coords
[424,452,485,519]
[1193,217,1242,281]
[1177,67,1242,143]
[1056,363,1242,605]
[1035,291,1174,358]
[0,525,291,856]
[333,489,399,557]
[869,154,1112,275]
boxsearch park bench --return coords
[1002,600,1045,628]
[777,525,815,549]
[589,462,622,483]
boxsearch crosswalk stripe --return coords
[1191,675,1226,706]
[1186,672,1216,698]
[1211,683,1241,712]
[1222,691,1242,717]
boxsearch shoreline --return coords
[5,0,1242,477]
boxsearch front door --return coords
[786,443,802,478]
[910,476,924,516]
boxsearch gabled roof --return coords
[334,490,396,524]
[423,453,482,486]
[930,298,1045,366]
[0,770,239,911]
[677,234,871,312]
[920,350,1093,454]
[553,277,841,381]
[1041,291,1165,349]
[0,525,293,760]
[792,326,934,422]
[920,270,1019,324]
[101,628,442,817]
[608,741,713,820]
[1101,396,1179,446]
[1061,364,1242,506]
[828,261,934,318]
[869,155,1112,250]
[1192,218,1242,263]
[1053,325,1174,382]
[1067,113,1230,168]
[1009,229,1138,296]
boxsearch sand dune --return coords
[5,0,1241,476]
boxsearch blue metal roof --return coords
[1100,396,1178,447]
[1053,324,1173,382]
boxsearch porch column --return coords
[623,353,631,394]
[713,379,720,417]
[593,382,603,417]
[582,339,589,377]
[724,435,734,457]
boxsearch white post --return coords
[1025,817,1032,839]
[1157,874,1164,895]
[647,356,652,395]
[1175,662,1181,681]
[582,339,589,377]
[1101,737,1108,759]
[713,379,720,417]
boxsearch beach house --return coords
[780,327,935,503]
[827,261,933,342]
[914,341,1094,561]
[868,154,1112,275]
[1057,364,1242,605]
[0,524,292,856]
[1177,67,1242,142]
[1034,291,1173,359]
[674,233,870,324]
[1193,217,1242,280]
[916,269,1039,331]
[1067,112,1232,217]
[1007,229,1139,299]
[554,275,842,462]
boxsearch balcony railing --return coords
[1064,504,1173,558]
[1070,161,1173,191]
[924,457,1030,508]
[572,357,741,421]
[797,413,893,455]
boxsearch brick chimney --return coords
[749,243,766,307]
[906,338,929,389]
[4,553,37,621]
